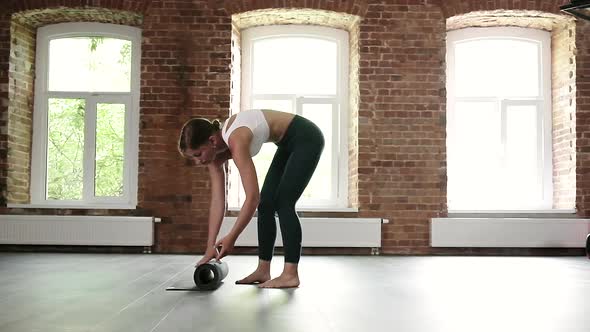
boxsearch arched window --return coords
[446,27,552,210]
[29,23,141,208]
[228,25,349,209]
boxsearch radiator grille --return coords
[431,218,590,247]
[220,217,385,247]
[0,215,154,246]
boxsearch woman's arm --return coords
[196,161,226,266]
[216,129,260,259]
[206,161,226,248]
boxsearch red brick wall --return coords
[139,1,234,252]
[359,1,446,254]
[0,11,9,206]
[8,0,151,14]
[576,20,590,216]
[1,0,588,255]
[7,20,35,204]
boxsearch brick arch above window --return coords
[11,8,144,28]
[223,0,368,18]
[8,0,153,17]
[437,0,566,18]
[447,10,571,31]
[232,7,361,31]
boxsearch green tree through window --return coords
[45,36,130,200]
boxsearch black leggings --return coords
[257,115,324,264]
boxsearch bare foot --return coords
[259,274,300,289]
[235,269,271,285]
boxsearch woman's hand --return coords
[215,233,237,260]
[195,246,219,267]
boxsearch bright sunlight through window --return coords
[446,27,552,211]
[228,25,349,210]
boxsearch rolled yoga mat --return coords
[194,260,229,290]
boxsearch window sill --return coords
[227,207,359,213]
[7,203,137,210]
[447,209,577,218]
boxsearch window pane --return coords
[46,98,85,200]
[48,37,132,92]
[252,37,337,95]
[252,99,293,114]
[95,103,125,197]
[447,102,501,209]
[251,145,275,195]
[229,144,276,205]
[301,104,333,201]
[505,105,540,204]
[454,39,539,97]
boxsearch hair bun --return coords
[212,119,221,130]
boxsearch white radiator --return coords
[431,217,590,247]
[0,215,157,246]
[220,217,386,247]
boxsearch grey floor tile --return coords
[0,253,588,332]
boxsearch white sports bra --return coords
[221,109,270,157]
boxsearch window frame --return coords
[230,24,349,210]
[446,27,552,211]
[21,22,141,209]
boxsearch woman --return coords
[178,109,324,288]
